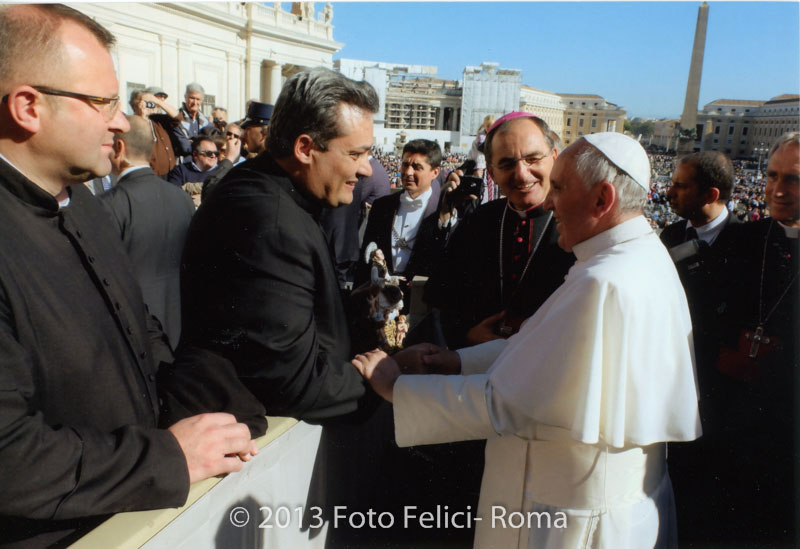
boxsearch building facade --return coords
[520,85,565,139]
[651,119,681,151]
[696,95,799,158]
[461,62,522,138]
[73,2,341,120]
[558,94,627,146]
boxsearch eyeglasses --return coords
[2,86,121,121]
[226,131,241,139]
[194,149,218,158]
[493,152,551,173]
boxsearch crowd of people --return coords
[1,5,798,549]
[371,147,465,188]
[643,152,775,229]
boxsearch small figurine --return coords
[349,283,404,354]
[365,242,405,287]
[395,314,409,348]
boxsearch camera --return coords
[144,101,156,109]
[452,175,483,200]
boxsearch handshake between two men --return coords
[351,344,461,403]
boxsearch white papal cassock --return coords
[394,216,702,548]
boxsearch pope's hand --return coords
[393,343,461,375]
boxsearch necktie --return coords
[685,226,699,242]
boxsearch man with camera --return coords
[129,88,182,177]
[424,112,574,349]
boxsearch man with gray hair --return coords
[181,67,380,420]
[170,82,209,157]
[353,132,701,548]
[180,82,208,136]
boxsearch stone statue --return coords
[323,3,333,23]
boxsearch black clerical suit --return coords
[99,166,195,349]
[180,153,369,421]
[424,198,575,349]
[671,218,799,547]
[659,212,741,368]
[0,158,188,546]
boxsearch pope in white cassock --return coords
[353,132,702,549]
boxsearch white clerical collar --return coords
[689,207,728,245]
[119,165,149,179]
[399,187,433,212]
[572,215,653,263]
[778,221,800,239]
[506,200,544,218]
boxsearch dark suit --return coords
[659,211,741,373]
[360,157,390,208]
[356,184,444,290]
[669,217,799,547]
[320,178,363,288]
[0,158,187,546]
[99,166,195,350]
[424,199,575,349]
[180,153,369,421]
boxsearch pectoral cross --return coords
[748,325,770,358]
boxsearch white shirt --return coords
[393,216,701,548]
[118,165,149,180]
[688,206,729,245]
[391,187,432,273]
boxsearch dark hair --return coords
[678,151,734,202]
[267,67,379,158]
[191,136,216,154]
[402,139,442,168]
[484,116,554,168]
[0,4,115,90]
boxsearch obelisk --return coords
[678,2,709,154]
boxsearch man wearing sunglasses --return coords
[166,136,219,187]
[201,122,246,201]
[0,5,260,545]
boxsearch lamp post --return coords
[754,142,768,180]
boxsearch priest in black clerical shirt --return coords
[425,112,574,349]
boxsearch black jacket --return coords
[424,199,574,349]
[0,158,188,546]
[180,153,370,421]
[356,185,444,287]
[99,166,195,349]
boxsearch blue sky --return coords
[326,2,800,119]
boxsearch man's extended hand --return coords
[223,131,242,163]
[351,350,401,403]
[466,310,506,345]
[168,413,257,484]
[393,343,461,375]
